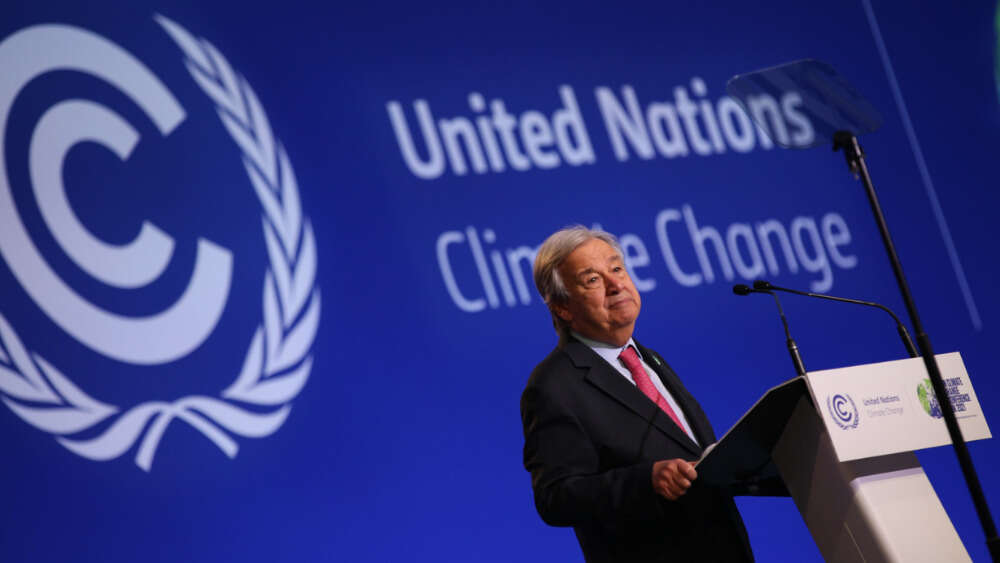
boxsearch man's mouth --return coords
[607,297,633,309]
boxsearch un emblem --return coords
[0,16,320,470]
[826,393,859,430]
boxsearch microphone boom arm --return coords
[753,280,918,358]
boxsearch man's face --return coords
[554,238,641,346]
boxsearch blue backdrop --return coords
[1,1,998,561]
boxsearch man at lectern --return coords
[520,226,753,562]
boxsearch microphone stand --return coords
[833,131,998,559]
[733,285,806,377]
[754,280,918,358]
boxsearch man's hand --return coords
[652,459,697,500]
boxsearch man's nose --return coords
[605,275,623,293]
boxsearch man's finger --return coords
[680,462,698,480]
[668,484,687,499]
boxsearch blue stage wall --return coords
[1,1,998,561]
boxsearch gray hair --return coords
[533,225,624,336]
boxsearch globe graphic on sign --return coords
[917,379,943,418]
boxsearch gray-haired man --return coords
[521,225,753,562]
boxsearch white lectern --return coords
[698,352,992,563]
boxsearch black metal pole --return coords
[832,131,999,560]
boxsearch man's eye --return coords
[586,276,599,284]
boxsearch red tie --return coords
[619,346,685,432]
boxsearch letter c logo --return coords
[0,25,232,365]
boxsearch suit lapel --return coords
[635,340,716,447]
[562,339,702,457]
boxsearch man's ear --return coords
[553,303,573,323]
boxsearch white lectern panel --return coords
[805,352,991,462]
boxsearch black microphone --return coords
[733,284,807,377]
[753,280,918,358]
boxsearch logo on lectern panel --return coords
[0,16,320,471]
[917,379,943,419]
[826,393,859,430]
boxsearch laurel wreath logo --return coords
[826,393,860,430]
[0,15,319,471]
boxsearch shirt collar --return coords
[570,331,643,365]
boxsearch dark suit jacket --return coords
[521,337,753,563]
